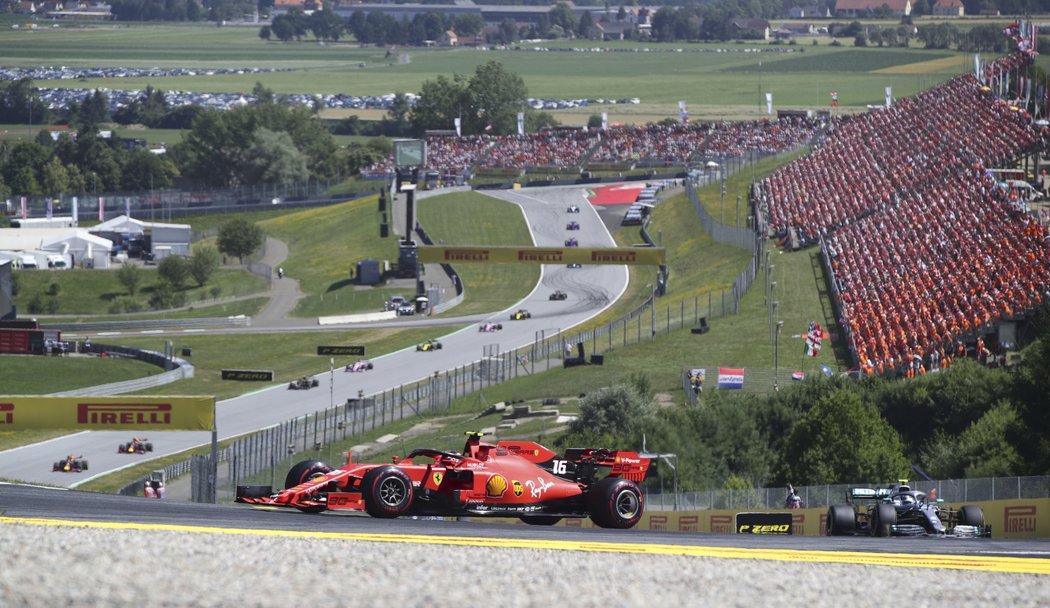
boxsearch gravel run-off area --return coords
[1,523,1048,608]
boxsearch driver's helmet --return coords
[900,494,915,504]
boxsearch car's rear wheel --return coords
[80,460,88,471]
[872,504,896,537]
[361,466,414,519]
[520,515,562,526]
[587,477,643,529]
[959,505,984,527]
[826,505,855,536]
[145,443,153,452]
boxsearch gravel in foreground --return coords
[1,523,1047,608]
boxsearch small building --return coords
[92,214,190,259]
[440,29,458,47]
[40,230,113,269]
[788,5,831,18]
[731,18,771,41]
[835,0,912,17]
[931,0,964,17]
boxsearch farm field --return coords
[0,22,992,115]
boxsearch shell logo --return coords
[513,480,523,497]
[486,474,508,498]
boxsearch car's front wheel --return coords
[959,505,984,527]
[362,466,414,519]
[826,504,855,535]
[871,503,896,537]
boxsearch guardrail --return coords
[49,343,193,396]
[44,316,251,333]
[644,476,1050,511]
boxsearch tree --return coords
[157,255,191,290]
[567,373,655,444]
[188,243,221,287]
[577,11,595,39]
[466,61,528,136]
[116,262,142,296]
[454,13,484,37]
[244,128,309,184]
[217,218,264,263]
[122,149,177,191]
[410,74,471,134]
[779,389,908,485]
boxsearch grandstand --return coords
[758,51,1049,377]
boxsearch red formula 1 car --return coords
[117,438,153,454]
[237,432,651,528]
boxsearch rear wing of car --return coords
[849,487,892,502]
[564,448,651,482]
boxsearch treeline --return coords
[0,80,344,198]
[558,312,1050,491]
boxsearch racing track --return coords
[0,186,630,487]
[2,484,1049,573]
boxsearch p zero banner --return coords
[0,396,214,431]
[735,512,794,534]
[317,345,365,356]
[417,245,666,266]
[221,369,274,382]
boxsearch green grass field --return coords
[416,191,539,316]
[0,23,985,114]
[12,267,268,315]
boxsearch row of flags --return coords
[805,321,826,357]
[20,196,112,222]
[690,321,828,393]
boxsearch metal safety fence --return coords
[644,476,1050,511]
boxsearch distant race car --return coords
[567,263,582,269]
[345,360,374,372]
[565,237,578,247]
[396,303,415,316]
[289,377,320,390]
[118,438,153,454]
[549,290,568,301]
[509,309,532,320]
[479,322,503,332]
[236,432,651,528]
[53,455,88,473]
[567,204,580,213]
[416,339,443,352]
[566,221,580,230]
[826,483,990,537]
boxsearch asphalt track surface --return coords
[0,186,629,487]
[1,484,1048,608]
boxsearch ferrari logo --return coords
[513,480,523,497]
[432,472,443,486]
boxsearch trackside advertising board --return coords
[0,396,214,431]
[417,245,666,266]
[735,512,793,534]
[470,499,1050,538]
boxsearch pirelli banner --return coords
[417,245,666,266]
[0,396,215,431]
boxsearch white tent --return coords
[40,230,113,269]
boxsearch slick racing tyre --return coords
[587,477,643,529]
[285,460,333,489]
[79,460,88,471]
[520,515,562,526]
[285,460,334,513]
[959,505,984,527]
[826,505,855,536]
[871,503,897,537]
[361,466,414,519]
[145,443,153,452]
